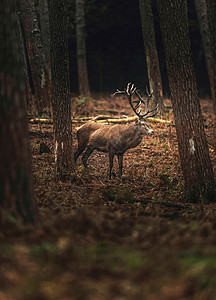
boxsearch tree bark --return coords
[194,0,216,113]
[18,0,50,115]
[206,0,216,114]
[38,0,51,70]
[37,0,52,110]
[15,3,33,112]
[157,0,215,203]
[48,0,75,178]
[0,0,36,223]
[139,0,163,113]
[76,0,90,98]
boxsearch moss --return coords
[108,185,135,204]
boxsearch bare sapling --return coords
[74,83,158,178]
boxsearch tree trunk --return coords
[76,0,90,98]
[15,2,33,112]
[194,0,216,113]
[18,0,50,115]
[0,0,36,223]
[206,0,216,114]
[139,0,163,113]
[38,0,51,70]
[38,0,52,111]
[48,0,75,178]
[157,0,216,203]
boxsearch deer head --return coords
[113,82,158,134]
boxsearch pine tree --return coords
[139,0,163,112]
[48,0,75,178]
[0,0,36,223]
[76,0,90,98]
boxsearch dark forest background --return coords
[66,0,209,95]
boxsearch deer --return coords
[74,83,158,179]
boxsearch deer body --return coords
[90,123,146,153]
[75,121,154,178]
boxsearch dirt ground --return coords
[1,96,216,300]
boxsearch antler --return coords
[113,83,158,119]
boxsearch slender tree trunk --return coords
[48,0,75,178]
[0,0,36,223]
[206,0,216,114]
[38,0,51,70]
[18,0,50,115]
[76,0,90,98]
[16,3,33,111]
[139,0,163,113]
[38,0,52,112]
[157,0,215,203]
[194,0,216,113]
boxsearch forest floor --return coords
[1,96,216,300]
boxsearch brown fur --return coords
[74,120,154,178]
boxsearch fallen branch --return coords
[29,118,53,124]
[29,115,171,125]
[92,115,112,121]
[29,116,96,124]
[96,116,171,124]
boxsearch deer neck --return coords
[134,123,143,139]
[125,124,143,149]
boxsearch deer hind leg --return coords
[74,139,88,162]
[117,154,123,177]
[109,149,115,179]
[82,147,94,169]
[74,146,85,162]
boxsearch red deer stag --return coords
[74,83,158,178]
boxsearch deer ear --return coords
[135,119,140,125]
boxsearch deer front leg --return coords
[82,147,94,169]
[117,154,123,177]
